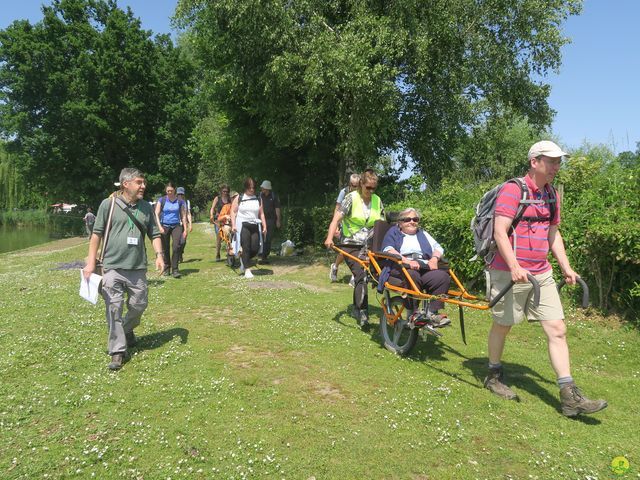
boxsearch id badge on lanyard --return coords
[127,236,139,245]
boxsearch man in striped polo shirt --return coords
[484,141,607,417]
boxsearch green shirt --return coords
[93,196,160,270]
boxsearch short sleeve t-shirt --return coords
[490,175,561,274]
[93,197,161,270]
[260,192,280,220]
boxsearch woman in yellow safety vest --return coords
[324,169,384,330]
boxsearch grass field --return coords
[0,224,638,479]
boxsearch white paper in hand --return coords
[79,269,102,304]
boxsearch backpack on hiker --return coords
[470,178,557,264]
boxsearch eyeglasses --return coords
[221,190,229,194]
[400,217,419,223]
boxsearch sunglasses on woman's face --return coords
[400,217,419,223]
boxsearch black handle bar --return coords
[488,274,540,308]
[557,277,589,309]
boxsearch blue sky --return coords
[1,0,638,154]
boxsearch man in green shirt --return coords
[83,168,164,370]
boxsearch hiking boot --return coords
[125,331,137,348]
[559,383,607,417]
[108,353,124,371]
[359,310,370,330]
[484,367,518,400]
[172,271,182,278]
[329,263,338,282]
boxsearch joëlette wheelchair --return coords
[215,220,235,267]
[331,219,549,356]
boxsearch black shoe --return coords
[172,271,182,278]
[125,331,137,348]
[215,255,221,262]
[108,353,124,371]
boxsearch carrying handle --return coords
[489,274,540,308]
[557,277,589,309]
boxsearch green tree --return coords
[176,0,581,190]
[453,112,546,182]
[0,0,197,205]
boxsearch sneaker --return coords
[244,269,254,279]
[108,353,124,371]
[125,331,137,348]
[172,271,182,278]
[358,310,370,330]
[559,382,607,417]
[348,275,355,288]
[484,367,518,400]
[329,263,338,282]
[426,312,451,328]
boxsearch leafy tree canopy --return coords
[0,0,198,205]
[176,0,582,188]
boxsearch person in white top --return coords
[230,177,267,278]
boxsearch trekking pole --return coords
[557,277,589,309]
[488,274,541,308]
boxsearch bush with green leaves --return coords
[557,148,640,315]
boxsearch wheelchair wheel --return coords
[379,296,418,356]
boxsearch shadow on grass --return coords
[176,268,199,277]
[461,357,602,424]
[266,255,315,267]
[180,258,202,263]
[252,268,273,276]
[136,327,189,351]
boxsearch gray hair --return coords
[397,207,420,223]
[119,168,145,184]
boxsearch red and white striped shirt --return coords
[489,175,561,274]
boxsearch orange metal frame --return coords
[332,245,492,327]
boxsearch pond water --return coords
[0,226,80,254]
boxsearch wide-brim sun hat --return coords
[260,180,272,190]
